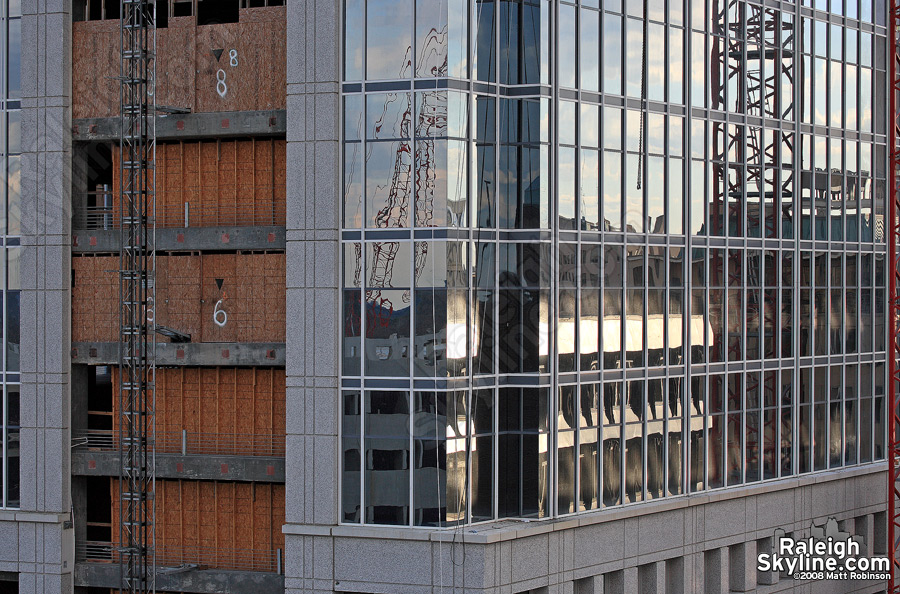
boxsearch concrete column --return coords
[703,547,729,594]
[284,0,342,592]
[638,561,666,594]
[573,575,603,594]
[728,541,757,592]
[855,514,875,557]
[664,556,685,594]
[622,567,638,594]
[15,0,75,592]
[756,536,779,586]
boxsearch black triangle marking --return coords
[212,48,224,62]
[215,278,224,291]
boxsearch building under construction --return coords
[0,0,899,593]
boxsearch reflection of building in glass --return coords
[324,0,891,590]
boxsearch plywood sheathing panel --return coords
[111,479,285,571]
[72,253,286,343]
[111,138,286,228]
[72,6,287,119]
[110,366,285,453]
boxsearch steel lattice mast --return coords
[118,0,156,592]
[889,0,900,583]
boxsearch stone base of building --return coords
[285,464,887,594]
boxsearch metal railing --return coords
[74,191,285,230]
[73,429,285,457]
[77,541,283,574]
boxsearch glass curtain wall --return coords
[340,0,888,526]
[1,0,20,510]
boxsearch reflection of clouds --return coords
[604,16,623,93]
[558,148,576,220]
[366,44,412,80]
[625,19,642,98]
[646,23,665,102]
[344,143,363,228]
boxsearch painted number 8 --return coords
[216,69,227,98]
[229,49,239,67]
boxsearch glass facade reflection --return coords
[340,0,888,526]
[0,0,20,510]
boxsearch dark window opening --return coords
[87,365,113,432]
[0,577,17,594]
[155,0,169,28]
[198,0,239,25]
[85,142,113,193]
[73,0,120,21]
[85,476,112,542]
[103,0,119,20]
[172,0,193,18]
[73,0,87,21]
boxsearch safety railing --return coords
[73,429,285,457]
[77,540,283,574]
[74,191,285,230]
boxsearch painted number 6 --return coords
[214,299,228,327]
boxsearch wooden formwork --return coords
[112,138,287,228]
[110,480,285,571]
[110,367,286,452]
[72,7,287,119]
[72,253,286,343]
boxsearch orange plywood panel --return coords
[110,139,286,228]
[72,256,118,342]
[111,367,286,452]
[71,20,120,119]
[72,7,286,119]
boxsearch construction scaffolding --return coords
[117,0,156,592]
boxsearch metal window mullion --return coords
[549,0,559,520]
[2,382,5,508]
[408,83,417,527]
[742,248,748,486]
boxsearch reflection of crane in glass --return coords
[365,23,448,323]
[707,1,796,486]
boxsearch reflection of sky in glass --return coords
[559,4,576,88]
[647,156,664,234]
[580,9,599,92]
[669,28,684,104]
[344,0,364,79]
[669,159,683,235]
[604,15,622,95]
[581,104,598,148]
[558,147,576,224]
[581,150,599,227]
[366,0,412,80]
[603,151,622,231]
[625,19,642,98]
[625,154,643,232]
[559,101,575,146]
[647,23,665,102]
